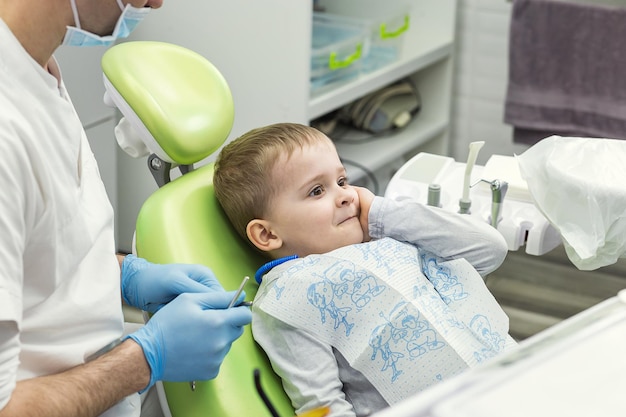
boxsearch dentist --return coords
[0,1,252,417]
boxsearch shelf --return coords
[334,114,448,181]
[309,38,453,120]
[309,0,457,194]
[309,0,456,120]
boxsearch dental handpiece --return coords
[489,180,508,228]
[190,276,251,392]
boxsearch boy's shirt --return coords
[252,197,514,417]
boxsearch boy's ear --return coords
[246,219,283,253]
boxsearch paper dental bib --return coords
[255,238,511,404]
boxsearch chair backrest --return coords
[102,41,294,417]
[136,163,294,417]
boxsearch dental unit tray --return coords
[385,152,562,256]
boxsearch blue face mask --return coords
[62,0,150,47]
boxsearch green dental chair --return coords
[101,41,295,417]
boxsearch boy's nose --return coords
[338,187,356,206]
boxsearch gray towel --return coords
[504,0,626,145]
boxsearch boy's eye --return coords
[338,177,348,187]
[309,185,324,197]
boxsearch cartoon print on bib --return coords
[258,238,511,404]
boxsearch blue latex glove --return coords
[121,254,224,313]
[127,290,252,392]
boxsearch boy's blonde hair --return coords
[214,122,329,242]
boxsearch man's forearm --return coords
[0,339,150,417]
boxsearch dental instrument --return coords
[488,180,508,228]
[191,276,251,391]
[227,276,250,308]
[473,179,509,228]
[459,141,485,214]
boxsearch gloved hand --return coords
[121,254,224,313]
[127,290,252,392]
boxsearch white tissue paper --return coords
[516,135,626,270]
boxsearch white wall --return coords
[450,0,529,165]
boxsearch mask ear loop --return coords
[69,0,81,29]
[116,0,126,10]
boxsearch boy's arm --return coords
[368,197,508,276]
[252,309,357,417]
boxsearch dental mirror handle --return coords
[190,276,250,392]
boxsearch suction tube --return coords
[459,141,485,214]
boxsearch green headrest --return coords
[102,41,234,165]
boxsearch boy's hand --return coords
[355,186,375,241]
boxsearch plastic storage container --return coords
[315,6,411,74]
[311,13,370,92]
[362,7,410,72]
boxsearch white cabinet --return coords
[115,0,457,251]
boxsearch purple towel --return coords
[504,0,626,145]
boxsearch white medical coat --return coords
[0,19,139,416]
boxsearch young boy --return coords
[214,123,516,417]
